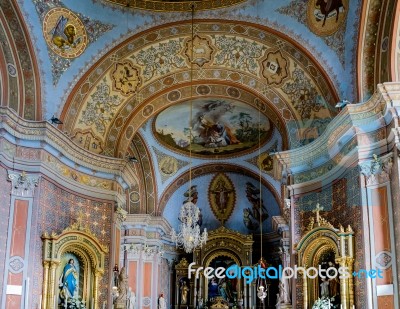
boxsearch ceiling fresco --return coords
[61,20,340,157]
[10,0,364,123]
[104,0,247,11]
[154,98,273,158]
[162,172,280,234]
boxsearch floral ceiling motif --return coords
[63,21,339,157]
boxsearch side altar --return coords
[41,213,108,309]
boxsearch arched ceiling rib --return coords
[0,0,42,120]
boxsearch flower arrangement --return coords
[66,298,87,309]
[312,297,332,309]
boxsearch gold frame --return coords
[41,219,108,309]
[296,222,354,309]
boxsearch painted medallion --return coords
[307,0,348,36]
[208,173,236,224]
[43,8,88,58]
[154,98,272,158]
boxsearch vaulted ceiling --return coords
[1,0,399,235]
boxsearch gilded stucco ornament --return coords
[41,214,108,309]
[7,170,40,197]
[295,203,355,308]
[359,153,393,185]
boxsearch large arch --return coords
[60,19,340,158]
[0,0,42,120]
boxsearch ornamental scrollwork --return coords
[359,153,393,185]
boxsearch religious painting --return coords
[159,156,178,177]
[307,0,348,36]
[207,256,238,305]
[243,182,269,231]
[257,152,273,173]
[208,173,236,223]
[111,60,142,95]
[43,8,88,58]
[154,98,272,158]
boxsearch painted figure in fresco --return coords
[315,0,345,27]
[181,281,189,305]
[59,259,78,299]
[211,180,233,213]
[243,182,269,231]
[51,16,82,49]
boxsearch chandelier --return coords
[171,201,207,253]
[171,4,207,253]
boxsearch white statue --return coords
[158,293,167,309]
[279,280,291,303]
[320,278,330,298]
[128,287,136,309]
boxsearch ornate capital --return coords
[115,204,128,225]
[359,153,393,185]
[7,170,40,197]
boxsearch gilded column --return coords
[346,257,355,308]
[42,261,50,309]
[93,271,101,309]
[48,261,59,309]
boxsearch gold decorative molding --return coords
[41,215,108,309]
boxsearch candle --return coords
[91,298,94,309]
[102,302,105,309]
[39,295,42,309]
[65,294,68,309]
[54,295,57,309]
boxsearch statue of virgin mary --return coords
[59,259,78,300]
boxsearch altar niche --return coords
[41,217,108,309]
[295,207,355,309]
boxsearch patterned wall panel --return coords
[30,178,113,308]
[293,166,366,308]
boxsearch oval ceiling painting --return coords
[154,98,273,158]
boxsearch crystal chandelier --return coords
[171,201,207,253]
[171,4,207,253]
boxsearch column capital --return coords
[7,170,40,197]
[359,152,393,185]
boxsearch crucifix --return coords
[312,203,324,225]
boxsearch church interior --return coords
[1,0,400,308]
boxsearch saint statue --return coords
[181,281,189,305]
[158,293,167,309]
[59,259,78,300]
[128,287,136,309]
[114,267,128,304]
[320,278,330,298]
